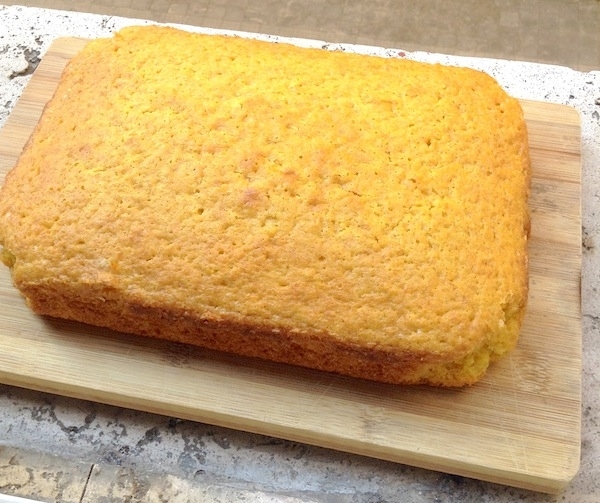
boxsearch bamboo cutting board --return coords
[0,37,581,494]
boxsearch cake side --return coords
[9,277,526,386]
[0,26,531,386]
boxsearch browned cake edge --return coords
[12,276,526,387]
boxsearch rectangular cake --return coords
[0,26,530,386]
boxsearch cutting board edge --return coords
[520,98,580,124]
[0,366,581,495]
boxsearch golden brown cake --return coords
[0,25,530,386]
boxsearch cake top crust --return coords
[0,26,530,363]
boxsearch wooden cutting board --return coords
[0,37,581,494]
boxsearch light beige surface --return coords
[0,445,315,503]
[3,0,600,72]
[0,37,582,494]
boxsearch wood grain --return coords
[0,37,581,493]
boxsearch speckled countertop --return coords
[0,5,599,503]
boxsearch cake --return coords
[0,25,531,386]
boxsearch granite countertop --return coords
[0,5,599,503]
